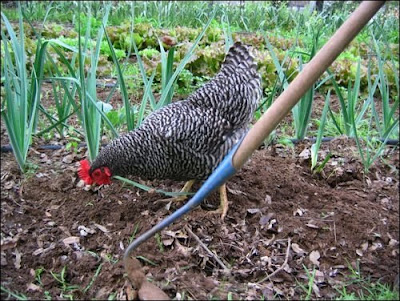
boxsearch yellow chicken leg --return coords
[159,182,229,220]
[206,184,229,220]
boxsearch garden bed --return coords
[1,2,399,299]
[1,87,398,300]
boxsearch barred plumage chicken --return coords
[79,42,261,219]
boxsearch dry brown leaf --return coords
[4,181,14,190]
[140,210,149,216]
[314,270,325,284]
[293,208,305,216]
[369,242,383,251]
[94,223,109,233]
[14,248,21,269]
[387,233,399,247]
[291,243,306,255]
[1,237,19,250]
[247,208,261,214]
[27,283,42,292]
[312,282,321,298]
[95,287,114,300]
[62,236,80,245]
[227,187,246,196]
[63,154,74,164]
[50,205,61,210]
[299,148,310,159]
[162,238,174,246]
[78,225,96,237]
[361,242,369,251]
[306,221,319,229]
[163,230,187,239]
[174,231,188,239]
[1,253,7,266]
[389,238,399,247]
[174,240,192,257]
[309,250,320,266]
[32,248,44,256]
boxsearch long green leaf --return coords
[114,176,193,197]
[327,68,350,135]
[103,23,132,131]
[311,90,331,170]
[136,70,156,128]
[1,6,47,172]
[159,40,175,107]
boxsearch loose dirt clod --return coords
[125,257,169,300]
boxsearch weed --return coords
[155,232,164,252]
[50,266,80,293]
[0,286,28,300]
[34,267,45,286]
[83,263,103,293]
[296,265,317,300]
[334,260,400,300]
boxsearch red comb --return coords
[78,159,93,185]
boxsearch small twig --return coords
[333,220,337,244]
[184,225,230,271]
[257,238,292,284]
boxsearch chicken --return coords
[78,42,261,219]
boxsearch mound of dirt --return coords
[1,135,398,299]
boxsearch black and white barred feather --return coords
[90,42,261,181]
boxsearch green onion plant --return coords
[77,2,118,161]
[291,28,322,140]
[370,34,399,140]
[327,59,373,138]
[311,90,331,171]
[1,4,48,172]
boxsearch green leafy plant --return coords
[335,260,400,300]
[50,266,79,298]
[75,12,102,37]
[100,40,126,60]
[103,21,134,131]
[291,28,323,140]
[370,34,399,140]
[0,286,28,301]
[34,267,45,286]
[154,233,164,252]
[353,120,397,174]
[76,2,118,161]
[1,4,48,172]
[311,90,331,171]
[139,47,160,59]
[327,59,371,138]
[350,68,397,173]
[83,263,103,293]
[158,40,175,108]
[296,265,317,300]
[114,176,193,198]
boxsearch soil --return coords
[1,84,399,300]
